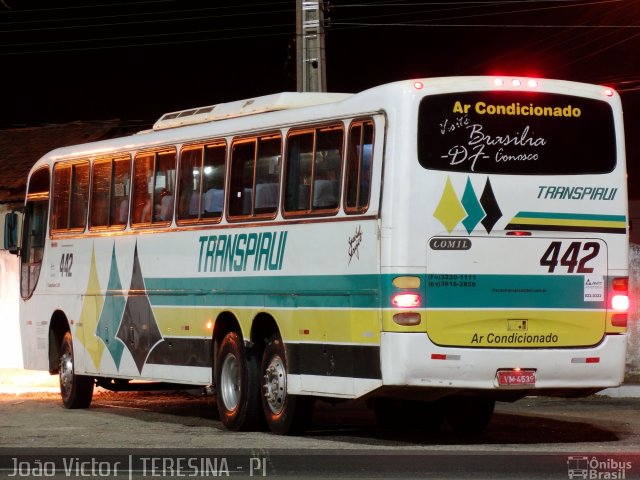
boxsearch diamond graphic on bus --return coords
[434,176,502,234]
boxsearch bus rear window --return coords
[418,91,616,175]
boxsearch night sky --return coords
[1,0,639,190]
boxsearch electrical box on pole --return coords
[296,0,327,92]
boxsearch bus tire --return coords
[261,334,315,435]
[215,331,263,431]
[59,332,94,409]
[445,397,495,434]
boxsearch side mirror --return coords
[3,212,21,255]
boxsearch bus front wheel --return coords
[214,331,263,431]
[59,332,94,409]
[261,334,315,435]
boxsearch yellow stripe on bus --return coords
[152,307,382,344]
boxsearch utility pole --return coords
[296,0,327,92]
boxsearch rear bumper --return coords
[380,332,627,390]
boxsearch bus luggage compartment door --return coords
[425,236,607,348]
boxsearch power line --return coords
[0,21,293,50]
[0,0,289,15]
[0,29,293,56]
[331,0,624,26]
[0,7,294,34]
[331,21,640,28]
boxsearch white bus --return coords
[3,76,629,434]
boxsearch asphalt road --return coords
[0,389,639,479]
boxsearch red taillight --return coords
[392,293,421,308]
[612,277,628,291]
[612,314,628,328]
[506,230,531,236]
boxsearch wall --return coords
[0,250,21,368]
[626,244,640,382]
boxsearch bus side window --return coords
[312,127,343,210]
[202,143,226,219]
[284,132,313,213]
[254,135,281,215]
[177,147,203,222]
[90,156,129,230]
[132,150,176,227]
[132,153,154,225]
[52,161,89,232]
[51,164,71,231]
[284,125,343,216]
[90,161,112,228]
[153,151,176,223]
[70,163,90,230]
[345,120,374,214]
[110,157,131,227]
[229,140,256,218]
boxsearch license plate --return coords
[497,369,536,386]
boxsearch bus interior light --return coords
[527,79,538,88]
[512,79,522,87]
[494,78,504,87]
[604,88,614,97]
[413,81,424,90]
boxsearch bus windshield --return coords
[417,91,616,175]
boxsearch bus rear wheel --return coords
[261,334,315,435]
[214,331,264,431]
[59,332,94,409]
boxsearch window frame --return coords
[89,154,132,232]
[344,118,375,215]
[131,148,177,229]
[227,132,282,222]
[50,159,90,234]
[176,139,227,226]
[282,123,344,219]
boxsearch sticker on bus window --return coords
[584,275,604,302]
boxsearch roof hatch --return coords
[152,92,352,131]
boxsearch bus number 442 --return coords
[539,241,599,273]
[60,253,73,277]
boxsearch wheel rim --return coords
[220,352,240,411]
[263,354,286,415]
[59,350,73,396]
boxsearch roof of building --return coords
[0,120,145,205]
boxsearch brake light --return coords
[612,295,629,312]
[493,77,539,88]
[392,293,421,308]
[610,277,629,312]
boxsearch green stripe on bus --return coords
[143,273,603,310]
[513,211,626,222]
[425,274,602,309]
